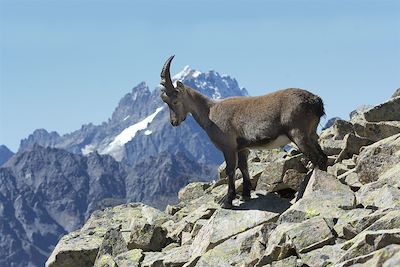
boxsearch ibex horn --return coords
[160,55,175,93]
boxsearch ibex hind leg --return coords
[288,129,326,171]
[238,149,251,201]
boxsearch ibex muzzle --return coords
[159,56,327,209]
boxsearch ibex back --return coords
[159,55,327,208]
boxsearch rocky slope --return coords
[46,93,400,266]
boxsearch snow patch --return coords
[123,115,130,121]
[82,144,96,155]
[144,130,152,135]
[101,107,163,160]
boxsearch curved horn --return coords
[160,55,175,92]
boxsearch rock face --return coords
[46,91,400,267]
[0,144,14,166]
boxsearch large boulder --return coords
[320,119,354,140]
[141,245,190,267]
[256,154,307,192]
[336,133,373,162]
[194,225,266,267]
[363,96,400,122]
[355,133,400,184]
[278,170,355,223]
[355,121,400,142]
[257,217,334,265]
[114,249,143,267]
[46,203,171,267]
[94,228,128,267]
[300,244,344,267]
[336,244,400,267]
[188,192,290,263]
[339,229,400,263]
[178,182,210,203]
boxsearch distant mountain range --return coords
[0,66,248,267]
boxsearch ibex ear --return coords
[176,81,186,92]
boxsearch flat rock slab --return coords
[339,229,400,263]
[195,225,265,267]
[142,245,190,267]
[286,217,335,253]
[363,96,400,122]
[189,192,289,261]
[300,244,344,267]
[355,133,400,184]
[336,244,400,267]
[279,170,355,223]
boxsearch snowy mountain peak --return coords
[173,65,201,82]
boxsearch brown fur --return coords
[160,56,327,208]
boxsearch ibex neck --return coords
[186,88,215,129]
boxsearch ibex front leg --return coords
[219,150,238,208]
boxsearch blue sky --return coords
[1,0,399,151]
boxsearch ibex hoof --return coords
[240,195,251,202]
[218,196,233,209]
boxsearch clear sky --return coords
[1,0,399,151]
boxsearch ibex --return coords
[160,56,327,208]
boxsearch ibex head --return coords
[160,55,188,126]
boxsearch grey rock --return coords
[354,121,400,142]
[336,244,400,267]
[46,203,169,267]
[94,228,128,266]
[266,256,299,267]
[339,229,400,263]
[256,154,307,192]
[320,119,354,140]
[364,210,400,232]
[285,217,335,253]
[300,244,344,267]
[279,170,355,223]
[178,182,210,203]
[127,205,171,251]
[141,245,190,267]
[195,225,266,267]
[114,249,144,267]
[336,133,373,162]
[255,223,296,266]
[319,138,344,156]
[189,192,289,262]
[355,133,400,184]
[337,211,388,240]
[356,183,400,210]
[338,170,362,189]
[364,96,400,122]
